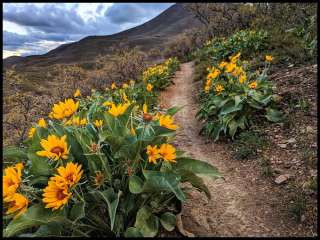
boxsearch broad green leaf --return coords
[160,212,176,231]
[219,104,243,116]
[178,169,211,199]
[27,152,52,177]
[124,227,143,237]
[166,106,183,116]
[142,170,186,202]
[134,206,159,237]
[3,147,27,161]
[129,175,144,194]
[3,204,67,237]
[70,201,85,222]
[265,107,283,122]
[228,119,238,139]
[173,157,221,178]
[97,188,121,230]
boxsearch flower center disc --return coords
[56,189,67,200]
[50,146,64,155]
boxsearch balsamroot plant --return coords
[196,52,283,141]
[3,59,221,237]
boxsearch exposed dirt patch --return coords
[160,62,317,237]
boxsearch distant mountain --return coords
[4,3,202,69]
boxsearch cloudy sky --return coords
[3,3,174,58]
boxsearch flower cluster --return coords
[146,143,177,164]
[3,163,28,218]
[43,162,83,210]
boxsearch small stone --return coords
[275,174,290,184]
[306,126,314,133]
[257,149,262,153]
[287,138,296,144]
[273,168,282,174]
[284,163,291,168]
[311,143,317,148]
[278,144,287,149]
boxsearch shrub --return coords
[196,52,283,141]
[3,59,221,237]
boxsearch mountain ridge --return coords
[4,3,202,69]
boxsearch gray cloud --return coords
[105,3,173,24]
[3,3,174,56]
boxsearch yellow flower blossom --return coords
[3,163,23,200]
[36,135,69,161]
[54,162,83,187]
[28,127,36,138]
[42,179,71,211]
[265,55,273,62]
[111,83,117,90]
[108,103,130,117]
[159,115,178,130]
[49,99,79,120]
[248,81,258,89]
[143,103,148,114]
[94,119,103,128]
[146,145,160,164]
[73,89,81,98]
[159,144,176,163]
[4,193,28,219]
[239,74,247,84]
[146,83,153,92]
[37,118,47,128]
[215,84,225,95]
[103,101,113,107]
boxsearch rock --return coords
[275,174,290,184]
[273,168,282,174]
[278,144,287,148]
[284,163,291,168]
[311,143,317,148]
[287,138,296,144]
[306,126,314,133]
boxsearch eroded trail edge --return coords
[160,62,302,237]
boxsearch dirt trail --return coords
[160,62,305,237]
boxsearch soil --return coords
[159,62,317,237]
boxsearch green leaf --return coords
[69,201,85,222]
[173,157,221,178]
[265,107,283,122]
[3,147,27,161]
[3,204,67,237]
[178,169,211,199]
[219,104,243,116]
[124,227,144,237]
[27,152,52,177]
[228,119,238,139]
[166,106,183,116]
[134,206,159,237]
[142,170,186,202]
[129,175,144,194]
[97,188,121,230]
[160,212,176,231]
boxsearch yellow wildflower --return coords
[225,62,236,73]
[143,103,148,114]
[248,81,258,89]
[49,99,79,120]
[28,127,36,138]
[55,162,83,187]
[42,179,71,211]
[122,83,129,89]
[146,83,153,92]
[108,103,130,117]
[215,84,225,95]
[111,83,117,90]
[94,119,103,128]
[3,163,24,200]
[159,144,176,163]
[103,101,113,107]
[73,89,81,98]
[37,118,47,128]
[159,115,178,130]
[4,193,28,219]
[146,145,160,164]
[239,74,247,84]
[36,135,69,161]
[265,55,273,62]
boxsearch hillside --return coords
[4,3,202,69]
